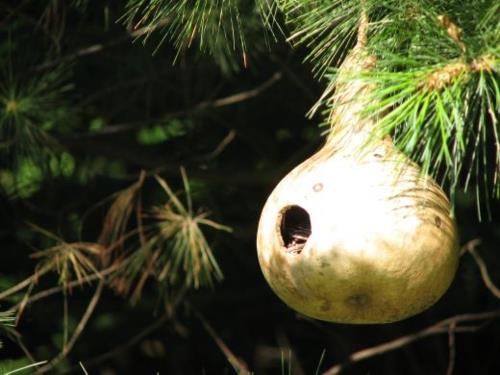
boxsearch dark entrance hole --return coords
[280,205,311,255]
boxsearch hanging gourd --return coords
[256,14,459,324]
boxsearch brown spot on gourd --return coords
[313,182,323,192]
[321,300,331,311]
[345,294,370,308]
[435,216,442,228]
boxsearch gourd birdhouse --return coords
[256,21,459,324]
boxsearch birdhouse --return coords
[256,24,459,324]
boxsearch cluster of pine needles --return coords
[9,168,230,308]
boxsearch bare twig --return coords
[446,322,457,375]
[69,313,170,371]
[463,240,500,299]
[5,328,37,363]
[196,312,251,374]
[34,18,171,72]
[6,260,125,314]
[36,279,105,374]
[74,72,282,137]
[0,263,52,301]
[62,288,187,373]
[459,238,481,256]
[15,280,35,325]
[0,0,38,29]
[207,72,282,108]
[322,309,500,375]
[198,129,237,161]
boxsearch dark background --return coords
[1,2,499,374]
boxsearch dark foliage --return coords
[0,1,499,374]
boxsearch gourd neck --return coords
[324,9,382,153]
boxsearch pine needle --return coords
[98,171,146,265]
[0,310,15,328]
[28,223,103,290]
[122,0,264,73]
[3,361,48,375]
[0,59,75,166]
[120,168,231,302]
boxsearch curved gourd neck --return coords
[324,10,383,154]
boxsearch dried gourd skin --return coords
[256,14,459,324]
[257,136,459,323]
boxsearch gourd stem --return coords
[356,5,368,49]
[326,5,378,151]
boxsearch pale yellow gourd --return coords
[256,15,459,324]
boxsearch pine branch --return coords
[274,0,362,77]
[0,61,75,167]
[6,261,128,315]
[357,56,499,203]
[120,169,231,302]
[122,0,266,73]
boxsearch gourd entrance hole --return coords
[280,205,311,255]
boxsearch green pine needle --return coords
[274,0,362,77]
[0,63,75,165]
[296,0,499,209]
[319,56,499,210]
[0,311,15,329]
[121,168,231,302]
[123,0,265,72]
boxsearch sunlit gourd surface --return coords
[256,37,459,324]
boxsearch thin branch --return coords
[66,313,169,372]
[0,0,39,29]
[322,309,500,375]
[446,322,457,375]
[207,72,282,108]
[34,18,171,72]
[459,238,482,256]
[63,288,187,373]
[197,129,237,161]
[72,72,282,137]
[463,240,500,299]
[6,261,125,314]
[0,263,52,301]
[36,279,105,374]
[15,281,36,325]
[196,312,251,375]
[5,328,37,363]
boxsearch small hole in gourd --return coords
[280,205,311,255]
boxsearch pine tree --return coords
[0,1,499,374]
